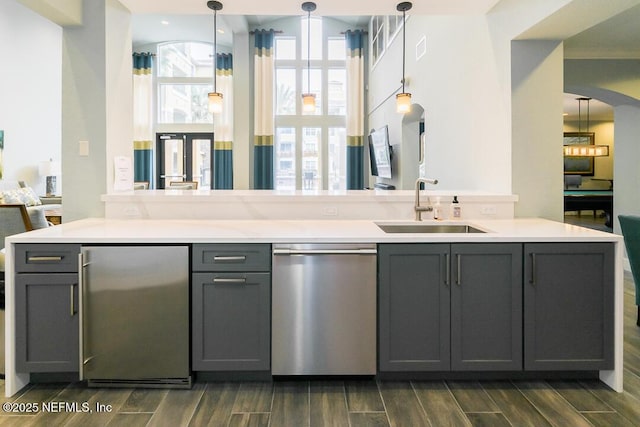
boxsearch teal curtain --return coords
[253,30,275,189]
[345,30,365,190]
[133,52,154,186]
[213,53,234,189]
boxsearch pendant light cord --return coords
[401,9,406,93]
[307,9,311,95]
[213,8,217,93]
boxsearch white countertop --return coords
[6,217,621,244]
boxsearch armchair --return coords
[618,215,640,326]
[1,204,34,280]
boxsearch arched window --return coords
[157,41,214,124]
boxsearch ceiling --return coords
[125,0,640,120]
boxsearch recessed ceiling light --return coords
[563,112,569,116]
[161,20,169,25]
[217,28,225,34]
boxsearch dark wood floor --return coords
[2,275,639,427]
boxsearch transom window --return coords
[370,14,405,68]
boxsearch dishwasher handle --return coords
[273,248,377,255]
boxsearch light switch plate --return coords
[79,140,89,156]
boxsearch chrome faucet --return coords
[415,178,439,221]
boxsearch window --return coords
[273,17,349,191]
[157,42,214,124]
[370,16,385,65]
[370,15,406,66]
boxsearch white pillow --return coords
[1,187,42,207]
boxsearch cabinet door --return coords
[524,243,614,371]
[15,274,79,373]
[192,272,270,371]
[451,244,522,371]
[378,244,450,371]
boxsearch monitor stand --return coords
[374,182,396,190]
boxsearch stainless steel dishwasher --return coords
[272,243,377,375]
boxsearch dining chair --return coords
[1,204,34,281]
[168,181,198,189]
[618,214,640,326]
[133,181,149,190]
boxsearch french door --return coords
[156,133,213,189]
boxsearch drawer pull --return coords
[213,255,247,262]
[70,284,77,316]
[28,256,64,262]
[213,277,247,284]
[444,253,450,286]
[530,253,536,286]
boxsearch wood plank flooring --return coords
[1,274,639,427]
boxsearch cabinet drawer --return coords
[14,244,81,273]
[192,244,271,272]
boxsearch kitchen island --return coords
[4,217,624,396]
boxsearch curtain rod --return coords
[340,31,368,34]
[249,30,284,35]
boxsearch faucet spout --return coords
[415,178,439,221]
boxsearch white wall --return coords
[511,40,564,221]
[105,0,133,193]
[613,105,640,233]
[0,1,62,195]
[368,15,512,193]
[62,0,133,221]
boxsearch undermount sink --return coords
[376,223,487,234]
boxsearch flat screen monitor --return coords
[368,125,392,179]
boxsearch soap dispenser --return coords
[433,197,443,220]
[450,196,462,219]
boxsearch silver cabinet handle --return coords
[456,254,461,286]
[445,253,450,286]
[78,253,84,381]
[273,249,377,255]
[28,256,63,262]
[212,277,247,284]
[530,253,536,285]
[70,284,76,317]
[213,255,247,262]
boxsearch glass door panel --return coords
[160,136,185,188]
[192,138,212,188]
[156,133,213,189]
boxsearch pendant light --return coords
[301,2,317,113]
[396,2,412,114]
[207,1,223,114]
[563,97,609,157]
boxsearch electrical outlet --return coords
[480,205,497,215]
[322,206,338,216]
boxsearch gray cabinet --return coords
[451,243,522,371]
[379,244,450,371]
[524,243,614,371]
[378,243,522,372]
[192,244,271,371]
[14,244,81,373]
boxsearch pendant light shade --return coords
[208,92,223,113]
[207,0,223,114]
[396,92,411,114]
[563,97,609,157]
[396,2,412,114]
[302,93,316,112]
[301,2,317,113]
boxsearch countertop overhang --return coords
[6,218,622,245]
